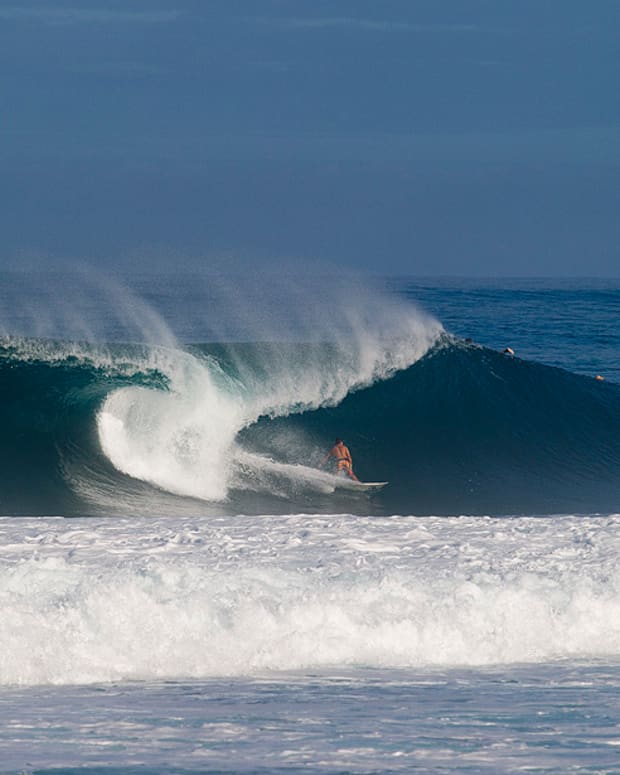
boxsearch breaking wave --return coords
[1,325,620,516]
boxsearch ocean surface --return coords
[1,272,620,774]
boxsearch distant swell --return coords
[1,336,620,516]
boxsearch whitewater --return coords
[4,513,620,686]
[3,512,620,772]
[2,272,620,774]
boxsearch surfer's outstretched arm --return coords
[319,451,332,468]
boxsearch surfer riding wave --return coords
[320,438,359,481]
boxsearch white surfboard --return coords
[356,481,388,491]
[339,480,388,492]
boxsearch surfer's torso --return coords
[331,442,353,472]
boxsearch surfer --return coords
[320,438,359,481]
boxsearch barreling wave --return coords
[1,331,620,517]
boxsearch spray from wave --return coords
[0,266,442,514]
[96,272,442,504]
[0,263,177,348]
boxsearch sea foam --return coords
[2,514,620,686]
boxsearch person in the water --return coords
[320,438,359,481]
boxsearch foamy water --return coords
[4,663,620,774]
[3,513,620,687]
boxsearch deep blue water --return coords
[400,277,620,383]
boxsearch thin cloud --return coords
[0,7,181,25]
[245,17,476,33]
[67,61,171,77]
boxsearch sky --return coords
[0,0,619,276]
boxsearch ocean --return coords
[1,272,620,774]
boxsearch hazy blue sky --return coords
[1,0,619,275]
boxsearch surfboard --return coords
[350,481,388,492]
[331,474,388,493]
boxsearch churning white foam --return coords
[2,514,620,686]
[96,280,442,502]
[98,351,245,501]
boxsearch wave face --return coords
[246,341,620,515]
[1,331,620,516]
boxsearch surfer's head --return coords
[335,438,343,445]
